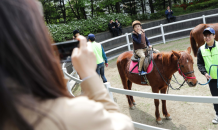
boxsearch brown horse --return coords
[117,47,198,124]
[190,23,218,57]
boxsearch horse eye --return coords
[181,65,184,67]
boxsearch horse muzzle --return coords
[187,80,198,87]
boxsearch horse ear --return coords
[186,47,191,54]
[172,51,181,59]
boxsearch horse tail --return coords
[190,31,198,57]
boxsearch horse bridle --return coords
[177,59,196,81]
[153,54,196,92]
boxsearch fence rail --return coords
[61,13,218,130]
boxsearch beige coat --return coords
[12,74,134,130]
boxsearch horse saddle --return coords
[129,50,153,75]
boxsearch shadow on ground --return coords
[129,107,187,130]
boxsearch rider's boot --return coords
[139,71,147,75]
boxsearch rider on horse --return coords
[131,20,153,75]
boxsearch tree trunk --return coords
[68,0,80,20]
[108,6,110,14]
[140,0,144,14]
[168,0,172,9]
[163,0,166,10]
[149,0,154,13]
[62,0,66,23]
[143,0,146,14]
[75,1,81,19]
[91,0,94,17]
[45,13,49,24]
[130,1,133,16]
[115,2,120,13]
[80,7,87,19]
[110,4,114,12]
[133,1,136,14]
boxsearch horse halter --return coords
[177,59,196,81]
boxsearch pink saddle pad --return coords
[129,60,153,74]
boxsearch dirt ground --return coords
[104,38,218,130]
[71,37,218,130]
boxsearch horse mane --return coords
[154,51,183,66]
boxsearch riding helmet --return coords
[132,20,141,28]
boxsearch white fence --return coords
[62,13,218,130]
[100,13,218,60]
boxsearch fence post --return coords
[202,15,206,24]
[125,33,131,51]
[104,82,114,101]
[160,24,166,44]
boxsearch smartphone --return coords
[53,40,79,63]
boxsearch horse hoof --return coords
[130,106,135,110]
[133,102,136,105]
[166,116,172,120]
[156,120,163,124]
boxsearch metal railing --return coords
[61,13,218,130]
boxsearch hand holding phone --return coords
[71,35,97,79]
[53,40,79,63]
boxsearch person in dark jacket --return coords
[108,19,119,37]
[197,27,218,124]
[165,6,176,23]
[115,19,123,35]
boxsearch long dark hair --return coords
[0,0,71,129]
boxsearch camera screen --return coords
[53,40,79,63]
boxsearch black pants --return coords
[110,28,119,37]
[167,16,176,23]
[117,27,122,34]
[209,79,218,115]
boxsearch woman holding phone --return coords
[0,0,134,130]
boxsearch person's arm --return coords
[197,48,207,75]
[171,10,173,14]
[101,45,108,63]
[132,33,141,44]
[119,22,122,28]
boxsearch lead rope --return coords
[152,59,181,93]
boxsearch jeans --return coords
[96,63,107,83]
[209,80,218,115]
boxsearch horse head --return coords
[172,47,198,87]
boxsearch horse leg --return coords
[120,77,134,109]
[117,62,134,109]
[161,87,172,120]
[152,88,162,124]
[127,80,136,107]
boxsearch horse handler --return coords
[197,27,218,124]
[88,34,108,83]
